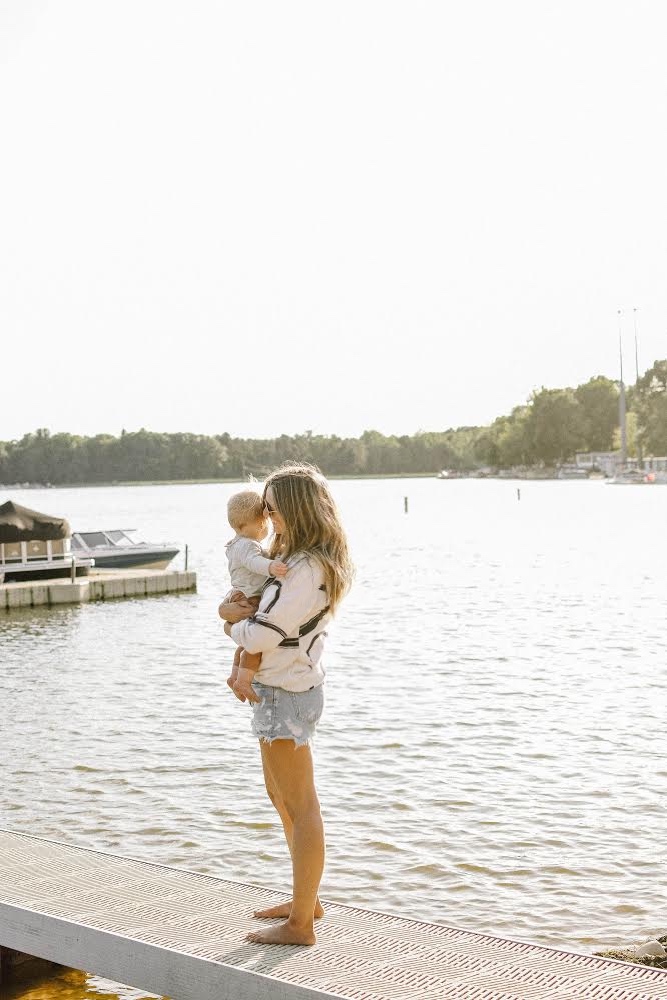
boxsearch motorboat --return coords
[70,529,179,570]
[436,469,467,479]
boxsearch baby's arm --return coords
[237,539,288,578]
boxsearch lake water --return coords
[2,478,666,1000]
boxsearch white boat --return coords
[70,530,179,570]
[607,469,667,485]
[436,469,467,479]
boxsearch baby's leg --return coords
[226,645,242,692]
[232,649,262,700]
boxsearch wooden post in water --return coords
[404,497,408,513]
[185,544,189,571]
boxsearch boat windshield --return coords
[106,530,137,545]
[77,532,109,548]
[73,530,145,548]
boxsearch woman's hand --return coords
[218,597,254,624]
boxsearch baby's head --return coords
[227,490,268,542]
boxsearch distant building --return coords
[643,456,667,473]
[575,451,620,477]
[576,451,667,476]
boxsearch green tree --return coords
[575,376,619,451]
[486,406,532,467]
[0,441,9,482]
[635,360,667,455]
[360,430,401,474]
[526,388,584,465]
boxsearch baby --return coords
[224,490,287,700]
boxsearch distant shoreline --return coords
[1,471,617,491]
[2,472,436,490]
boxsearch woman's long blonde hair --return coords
[263,462,353,614]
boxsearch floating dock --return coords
[1,829,666,999]
[0,568,196,609]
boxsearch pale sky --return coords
[1,1,666,442]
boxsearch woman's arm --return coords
[218,590,255,624]
[230,558,324,655]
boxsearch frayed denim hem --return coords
[257,734,313,749]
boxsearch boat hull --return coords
[71,531,180,571]
[91,550,179,571]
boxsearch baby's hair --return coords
[227,490,264,531]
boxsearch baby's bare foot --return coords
[246,921,316,946]
[254,900,324,920]
[233,679,259,703]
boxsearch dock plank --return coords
[1,830,666,999]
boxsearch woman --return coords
[219,462,353,946]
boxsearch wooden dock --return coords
[1,830,666,999]
[0,568,196,609]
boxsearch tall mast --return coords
[634,307,643,466]
[618,310,627,467]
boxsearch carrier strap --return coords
[277,605,330,648]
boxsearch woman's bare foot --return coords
[253,900,324,920]
[246,921,316,946]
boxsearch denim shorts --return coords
[251,682,324,747]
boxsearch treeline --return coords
[480,360,667,467]
[2,363,666,485]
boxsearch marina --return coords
[4,0,667,993]
[0,498,192,607]
[2,829,666,999]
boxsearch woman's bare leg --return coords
[247,739,324,945]
[253,740,324,921]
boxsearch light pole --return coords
[634,307,643,468]
[618,309,627,469]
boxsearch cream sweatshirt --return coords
[230,553,330,692]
